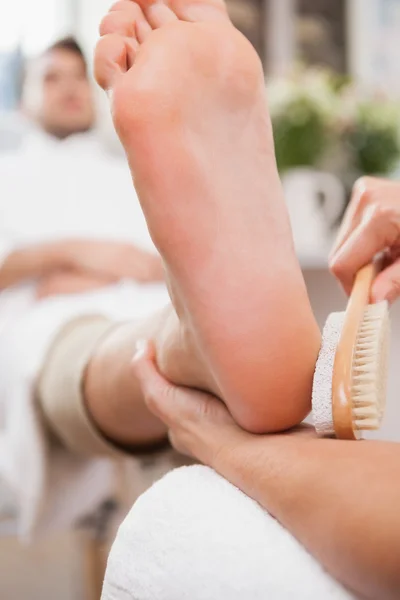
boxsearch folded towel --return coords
[102,465,355,600]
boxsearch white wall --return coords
[0,0,72,55]
[347,0,400,93]
[74,0,124,155]
[76,0,114,57]
[266,0,297,75]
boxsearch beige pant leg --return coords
[37,315,125,458]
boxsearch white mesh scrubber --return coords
[312,312,344,437]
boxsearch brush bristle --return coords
[351,301,390,431]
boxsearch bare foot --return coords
[95,0,320,432]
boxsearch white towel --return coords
[102,465,355,600]
[0,281,169,539]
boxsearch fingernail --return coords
[133,339,148,362]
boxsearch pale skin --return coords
[21,2,398,596]
[0,239,164,299]
[90,6,400,593]
[128,176,400,598]
[6,46,164,300]
[330,176,400,304]
[132,344,400,600]
[23,46,95,140]
[89,0,321,445]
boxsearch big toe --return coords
[137,0,229,23]
[95,34,137,91]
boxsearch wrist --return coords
[212,431,310,517]
[27,240,77,276]
[50,240,79,271]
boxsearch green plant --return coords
[343,101,400,175]
[273,96,331,171]
[267,67,400,177]
[268,68,337,173]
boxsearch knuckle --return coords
[353,176,368,192]
[354,175,376,194]
[363,201,400,248]
[193,397,218,423]
[168,431,183,453]
[193,398,210,421]
[353,176,369,194]
[329,256,343,277]
[384,274,400,304]
[391,276,400,294]
[368,201,398,227]
[143,379,164,411]
[358,187,375,209]
[353,177,381,209]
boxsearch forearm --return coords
[214,433,400,600]
[0,241,72,289]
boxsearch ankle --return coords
[154,310,218,394]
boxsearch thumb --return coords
[372,259,400,304]
[132,340,174,423]
[132,340,207,426]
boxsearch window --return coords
[0,0,72,109]
[296,0,347,73]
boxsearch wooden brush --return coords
[313,263,390,440]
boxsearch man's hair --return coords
[20,37,88,102]
[45,36,87,71]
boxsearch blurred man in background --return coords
[0,36,163,300]
[22,37,95,140]
[0,37,173,538]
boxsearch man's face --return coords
[23,49,95,138]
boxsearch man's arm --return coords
[0,239,165,291]
[0,241,73,290]
[214,432,400,600]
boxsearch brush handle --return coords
[349,263,378,307]
[332,262,379,440]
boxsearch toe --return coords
[111,0,152,44]
[100,10,137,37]
[172,0,229,22]
[101,2,152,41]
[135,1,178,27]
[136,17,153,42]
[95,34,137,90]
[137,0,229,23]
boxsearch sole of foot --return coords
[95,0,321,433]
